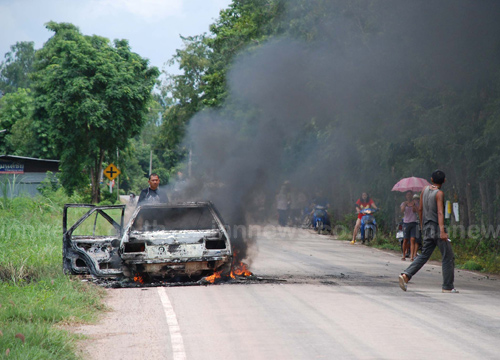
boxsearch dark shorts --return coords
[403,222,418,239]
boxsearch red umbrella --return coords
[391,177,431,192]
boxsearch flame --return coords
[204,271,222,283]
[204,252,253,283]
[133,274,144,284]
[230,262,253,278]
[230,249,253,278]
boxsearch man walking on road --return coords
[399,170,458,293]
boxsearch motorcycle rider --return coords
[351,192,377,244]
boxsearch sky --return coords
[0,0,232,73]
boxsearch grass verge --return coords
[0,190,106,359]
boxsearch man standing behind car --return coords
[137,173,169,205]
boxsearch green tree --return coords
[155,35,210,169]
[32,22,159,203]
[0,88,35,155]
[203,0,285,107]
[121,97,167,194]
[155,1,284,169]
[0,41,36,94]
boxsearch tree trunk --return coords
[496,182,500,228]
[479,181,488,228]
[466,182,474,226]
[455,175,468,228]
[460,186,468,228]
[348,182,354,215]
[486,182,494,229]
[91,149,106,204]
[394,193,399,227]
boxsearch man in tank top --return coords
[398,170,458,293]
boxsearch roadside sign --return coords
[104,163,121,181]
[0,161,24,174]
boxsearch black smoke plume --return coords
[169,0,500,263]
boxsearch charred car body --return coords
[63,202,232,280]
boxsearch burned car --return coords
[63,202,232,280]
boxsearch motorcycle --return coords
[312,205,331,234]
[360,208,377,243]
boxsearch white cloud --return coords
[87,0,183,21]
[0,0,231,70]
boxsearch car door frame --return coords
[63,204,125,277]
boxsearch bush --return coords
[37,171,61,196]
[460,260,484,271]
[99,184,121,205]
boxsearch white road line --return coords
[157,287,187,360]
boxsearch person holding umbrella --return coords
[392,176,430,259]
[400,190,419,261]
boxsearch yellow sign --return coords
[103,163,121,181]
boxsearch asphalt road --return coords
[74,226,500,360]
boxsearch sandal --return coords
[398,274,407,291]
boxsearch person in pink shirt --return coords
[400,190,419,261]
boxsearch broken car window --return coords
[132,206,216,232]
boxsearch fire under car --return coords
[62,202,233,280]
